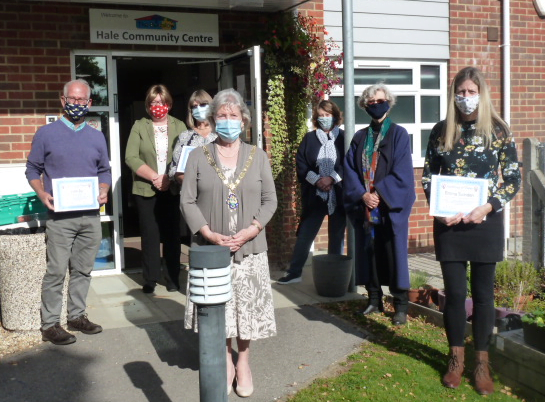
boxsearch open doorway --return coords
[116,56,218,268]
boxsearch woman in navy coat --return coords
[343,83,415,325]
[278,100,346,284]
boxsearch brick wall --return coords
[312,0,545,254]
[0,0,267,163]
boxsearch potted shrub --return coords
[408,271,437,307]
[521,308,545,353]
[494,260,542,317]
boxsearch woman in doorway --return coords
[422,67,521,395]
[343,83,415,326]
[181,88,277,397]
[277,100,346,285]
[168,89,217,183]
[125,84,187,294]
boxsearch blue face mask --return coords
[215,119,242,143]
[317,116,334,132]
[192,105,209,121]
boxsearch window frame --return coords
[330,60,447,168]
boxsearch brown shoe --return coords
[474,351,494,395]
[442,346,465,388]
[41,323,76,345]
[67,315,103,335]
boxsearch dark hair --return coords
[311,100,343,128]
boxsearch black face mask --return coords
[365,101,390,120]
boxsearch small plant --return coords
[521,309,545,327]
[410,271,430,289]
[495,260,542,311]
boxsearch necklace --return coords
[216,144,240,158]
[203,145,256,210]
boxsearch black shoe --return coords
[362,303,384,315]
[67,315,103,334]
[41,323,76,345]
[143,282,156,294]
[166,283,179,292]
[277,273,302,285]
[392,311,408,326]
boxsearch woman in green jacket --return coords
[125,84,187,293]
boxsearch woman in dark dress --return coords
[422,67,521,395]
[343,83,415,326]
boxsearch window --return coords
[330,61,447,167]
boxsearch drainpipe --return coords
[502,0,511,257]
[342,0,356,292]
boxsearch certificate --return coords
[429,175,489,217]
[176,146,196,173]
[52,177,99,212]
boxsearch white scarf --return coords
[316,126,339,215]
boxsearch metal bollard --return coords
[188,245,232,402]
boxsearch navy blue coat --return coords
[296,129,345,218]
[343,123,415,289]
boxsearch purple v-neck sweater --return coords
[25,119,112,196]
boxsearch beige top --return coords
[181,141,277,262]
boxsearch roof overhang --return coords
[23,0,310,13]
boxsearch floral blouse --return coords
[422,120,521,212]
[167,129,218,179]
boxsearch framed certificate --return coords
[52,177,99,212]
[176,146,196,173]
[429,175,489,217]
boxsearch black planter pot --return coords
[312,254,352,298]
[522,321,545,353]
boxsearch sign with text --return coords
[89,9,219,47]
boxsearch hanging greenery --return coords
[259,12,342,263]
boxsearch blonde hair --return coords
[186,89,213,129]
[442,67,509,151]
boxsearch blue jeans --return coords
[287,202,346,277]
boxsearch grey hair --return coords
[357,82,397,109]
[208,88,251,130]
[63,79,92,98]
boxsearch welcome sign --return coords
[89,9,219,47]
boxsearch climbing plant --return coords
[259,12,342,263]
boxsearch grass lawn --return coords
[285,300,526,402]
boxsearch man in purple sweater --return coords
[26,79,111,345]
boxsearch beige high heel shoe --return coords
[235,367,254,397]
[227,364,236,395]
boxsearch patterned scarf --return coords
[316,126,339,215]
[361,117,391,226]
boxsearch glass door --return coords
[71,52,123,275]
[219,46,263,148]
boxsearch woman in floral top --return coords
[422,67,520,395]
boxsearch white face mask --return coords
[455,94,480,115]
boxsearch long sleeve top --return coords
[26,118,112,195]
[422,120,521,212]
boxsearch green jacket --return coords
[125,116,187,197]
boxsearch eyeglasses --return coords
[64,96,90,105]
[367,99,386,105]
[192,103,209,109]
[150,101,166,106]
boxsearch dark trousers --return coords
[135,192,181,287]
[365,222,408,313]
[440,261,496,351]
[287,201,346,277]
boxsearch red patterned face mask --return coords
[150,105,169,119]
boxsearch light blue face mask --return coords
[317,116,334,132]
[215,119,242,143]
[192,105,209,121]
